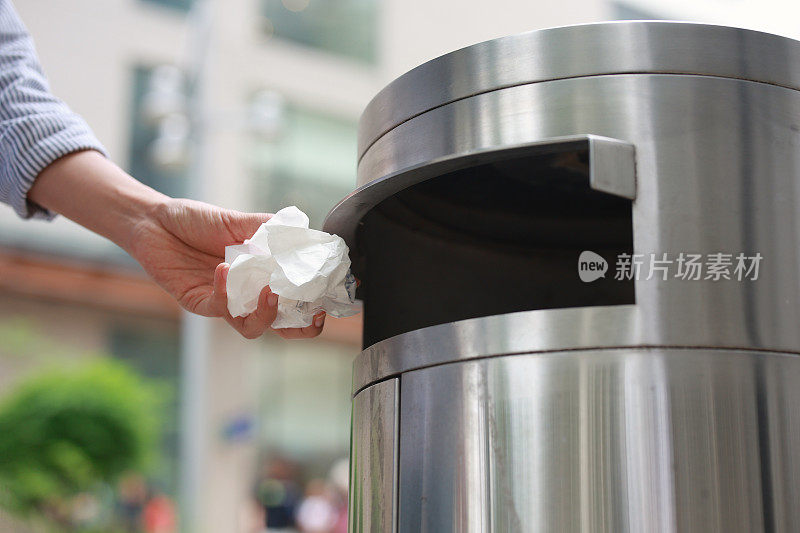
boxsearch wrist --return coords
[123,183,172,255]
[29,150,170,254]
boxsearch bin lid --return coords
[358,21,800,160]
[324,21,800,257]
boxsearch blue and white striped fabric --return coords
[0,0,105,219]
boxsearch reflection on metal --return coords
[325,21,800,533]
[349,378,398,533]
[352,305,641,395]
[587,135,636,200]
[399,349,800,532]
[355,21,800,159]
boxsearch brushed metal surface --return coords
[398,349,800,532]
[335,23,800,533]
[328,74,800,254]
[332,74,800,359]
[352,305,641,395]
[349,378,398,533]
[357,21,800,158]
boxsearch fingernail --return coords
[314,313,325,328]
[267,293,279,307]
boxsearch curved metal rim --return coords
[323,134,597,254]
[328,73,799,260]
[358,20,800,159]
[351,305,800,395]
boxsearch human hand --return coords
[29,151,323,339]
[129,198,326,339]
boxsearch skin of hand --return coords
[28,150,325,339]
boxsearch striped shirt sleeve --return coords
[0,0,106,220]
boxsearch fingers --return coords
[225,211,274,243]
[229,286,279,339]
[221,289,324,340]
[194,262,322,342]
[275,312,325,339]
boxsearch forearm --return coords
[28,150,168,253]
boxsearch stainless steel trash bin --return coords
[324,21,800,532]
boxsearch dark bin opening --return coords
[357,147,634,348]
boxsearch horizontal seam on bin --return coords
[351,344,800,397]
[358,71,800,165]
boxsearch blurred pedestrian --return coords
[117,473,148,533]
[327,459,349,533]
[143,488,177,533]
[255,457,301,532]
[295,479,337,533]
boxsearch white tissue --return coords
[225,206,360,328]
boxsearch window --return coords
[261,0,379,64]
[613,3,662,19]
[249,102,357,229]
[252,338,354,530]
[612,0,800,40]
[256,339,352,460]
[128,66,188,198]
[140,0,193,12]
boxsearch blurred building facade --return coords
[5,0,795,531]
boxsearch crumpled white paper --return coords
[225,206,360,328]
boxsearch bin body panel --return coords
[398,349,800,533]
[341,74,800,352]
[350,378,398,533]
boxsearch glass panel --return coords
[257,338,352,458]
[612,2,663,19]
[261,0,379,64]
[128,66,188,198]
[140,0,193,12]
[249,103,356,229]
[252,338,354,530]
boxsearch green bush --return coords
[0,358,165,522]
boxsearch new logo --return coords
[578,251,608,282]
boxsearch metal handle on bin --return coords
[584,134,637,200]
